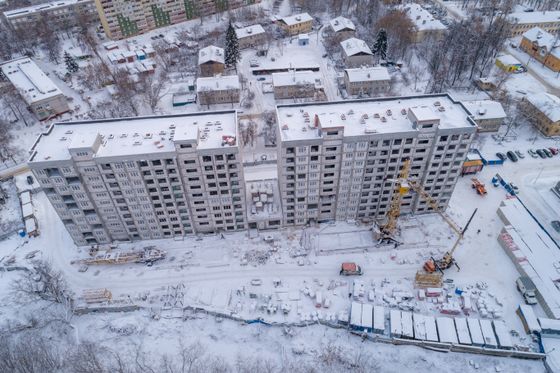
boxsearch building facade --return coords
[196,76,241,106]
[3,0,97,30]
[400,3,447,42]
[275,94,477,226]
[277,13,313,36]
[272,70,323,100]
[508,11,560,36]
[198,45,225,77]
[94,0,261,40]
[28,112,247,246]
[523,92,560,137]
[340,38,374,68]
[344,67,391,96]
[0,58,69,121]
[328,16,356,42]
[520,27,560,72]
[462,100,507,132]
[235,24,266,49]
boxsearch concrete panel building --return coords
[508,11,560,37]
[27,112,247,246]
[275,94,477,226]
[196,75,240,106]
[462,100,506,132]
[3,0,97,30]
[277,13,313,36]
[235,24,266,49]
[94,0,261,40]
[272,70,323,100]
[340,38,373,68]
[198,45,225,77]
[0,58,69,121]
[520,27,560,72]
[344,67,391,96]
[522,92,560,137]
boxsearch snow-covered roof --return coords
[496,54,522,66]
[340,37,372,57]
[29,112,238,163]
[400,3,447,31]
[277,94,476,142]
[329,16,356,33]
[272,70,320,87]
[196,75,240,92]
[525,92,560,122]
[0,57,64,105]
[198,45,224,65]
[508,10,560,25]
[279,13,313,26]
[235,24,265,39]
[462,100,507,120]
[344,67,390,82]
[522,27,560,58]
[3,0,92,18]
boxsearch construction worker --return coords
[477,229,481,234]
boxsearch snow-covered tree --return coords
[225,22,240,68]
[64,51,78,74]
[372,28,388,61]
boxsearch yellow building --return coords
[495,54,525,73]
[523,92,560,137]
[508,11,560,36]
[520,27,560,72]
[277,13,313,36]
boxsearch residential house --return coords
[272,70,323,100]
[401,3,447,42]
[522,92,560,137]
[197,75,240,106]
[463,100,507,132]
[340,37,373,68]
[277,13,313,36]
[329,16,356,41]
[520,27,560,72]
[235,24,266,49]
[344,67,391,96]
[198,45,225,77]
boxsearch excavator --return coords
[376,159,478,275]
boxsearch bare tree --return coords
[139,71,170,114]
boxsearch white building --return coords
[276,94,477,225]
[196,75,241,106]
[340,37,373,68]
[462,100,506,132]
[0,57,69,120]
[400,3,447,42]
[27,112,246,246]
[508,10,560,36]
[272,70,323,100]
[3,0,96,30]
[344,67,391,96]
[235,24,266,49]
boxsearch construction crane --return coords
[375,159,411,244]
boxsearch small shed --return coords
[493,320,514,349]
[467,318,485,347]
[21,203,34,219]
[172,92,196,107]
[496,54,524,73]
[413,313,427,340]
[298,33,310,46]
[454,318,472,345]
[424,315,439,342]
[517,305,541,334]
[436,317,458,344]
[24,217,38,237]
[401,311,414,338]
[479,319,498,348]
[361,303,373,332]
[390,310,402,337]
[373,306,385,334]
[462,152,484,175]
[350,302,362,330]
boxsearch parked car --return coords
[496,152,506,161]
[340,262,363,276]
[515,150,525,159]
[536,149,547,158]
[543,148,553,158]
[528,149,538,158]
[549,147,559,155]
[257,77,266,81]
[551,220,560,233]
[506,151,518,162]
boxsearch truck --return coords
[516,276,538,305]
[340,262,362,276]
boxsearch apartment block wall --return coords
[198,88,240,106]
[5,0,97,30]
[344,78,390,96]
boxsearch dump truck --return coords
[340,262,362,276]
[516,276,538,305]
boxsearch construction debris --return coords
[82,288,112,304]
[74,246,166,265]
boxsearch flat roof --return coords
[198,45,224,65]
[330,16,356,33]
[401,3,447,31]
[508,10,560,25]
[196,75,240,92]
[462,100,507,120]
[3,0,92,18]
[276,94,475,142]
[496,54,522,66]
[280,12,313,26]
[340,37,372,57]
[272,70,320,87]
[345,66,390,82]
[0,57,64,104]
[29,112,238,163]
[235,24,265,39]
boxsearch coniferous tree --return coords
[225,22,240,68]
[64,51,79,74]
[372,29,388,61]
